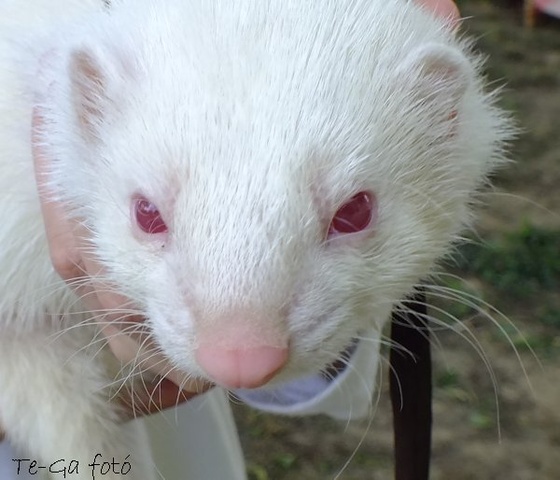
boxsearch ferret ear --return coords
[69,46,134,143]
[397,43,472,106]
[69,48,108,142]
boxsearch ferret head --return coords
[41,0,507,389]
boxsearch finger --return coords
[102,321,212,419]
[415,0,460,27]
[32,106,84,282]
[78,232,134,313]
[100,323,208,391]
[32,108,106,314]
[120,377,209,419]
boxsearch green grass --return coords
[538,306,560,329]
[456,224,560,297]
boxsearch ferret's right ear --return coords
[69,48,107,142]
[68,46,130,143]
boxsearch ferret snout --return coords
[195,345,289,389]
[193,316,290,389]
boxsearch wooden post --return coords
[390,289,432,480]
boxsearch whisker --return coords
[425,279,539,388]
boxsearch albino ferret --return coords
[0,0,509,478]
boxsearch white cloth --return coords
[0,335,379,479]
[145,389,247,480]
[235,331,380,420]
[0,440,35,480]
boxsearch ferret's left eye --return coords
[327,191,376,238]
[134,197,168,234]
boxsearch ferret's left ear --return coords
[397,43,473,105]
[68,46,131,143]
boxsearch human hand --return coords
[31,107,210,420]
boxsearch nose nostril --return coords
[195,345,289,389]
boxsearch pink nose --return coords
[195,345,289,389]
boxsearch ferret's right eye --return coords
[134,197,168,234]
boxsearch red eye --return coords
[134,197,168,234]
[328,191,376,238]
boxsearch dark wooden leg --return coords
[390,289,432,480]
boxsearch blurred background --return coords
[232,1,560,478]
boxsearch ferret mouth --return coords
[319,338,359,381]
[232,338,360,410]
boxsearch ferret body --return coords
[0,0,509,478]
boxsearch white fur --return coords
[0,0,510,477]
